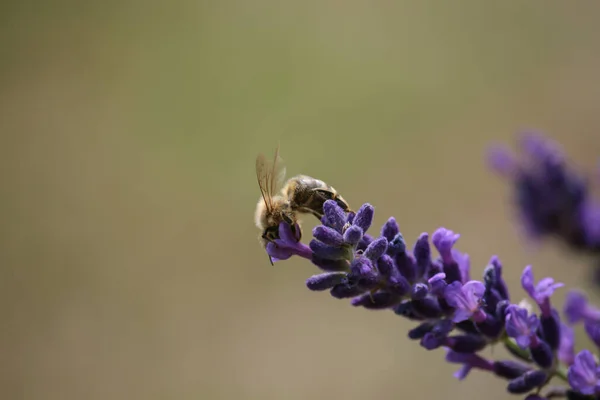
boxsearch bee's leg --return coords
[298,207,323,221]
[313,189,351,212]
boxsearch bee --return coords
[255,145,352,263]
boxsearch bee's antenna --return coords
[268,254,274,266]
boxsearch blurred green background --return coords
[2,1,600,399]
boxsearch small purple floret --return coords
[521,265,563,316]
[444,280,486,323]
[432,228,461,264]
[568,349,600,395]
[564,290,600,324]
[266,222,312,262]
[505,305,540,350]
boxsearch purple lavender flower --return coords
[444,280,486,323]
[266,222,312,262]
[564,290,600,324]
[505,305,540,349]
[568,349,600,395]
[488,132,600,281]
[521,265,563,316]
[264,198,600,398]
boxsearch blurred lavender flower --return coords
[488,132,600,283]
[265,199,600,399]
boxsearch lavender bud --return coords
[540,308,561,350]
[483,288,502,314]
[377,255,397,280]
[387,233,406,256]
[496,300,510,321]
[357,234,374,252]
[413,233,431,278]
[364,237,388,261]
[394,300,423,321]
[323,200,346,232]
[348,258,379,290]
[421,332,444,350]
[445,334,488,353]
[493,360,531,380]
[475,314,503,338]
[507,370,547,394]
[455,320,479,335]
[531,340,553,369]
[346,211,355,224]
[351,291,401,309]
[412,297,443,319]
[311,256,349,272]
[408,321,436,340]
[381,217,399,241]
[330,282,366,299]
[306,272,347,291]
[428,272,447,297]
[427,259,444,277]
[396,252,417,282]
[310,240,350,260]
[421,319,455,350]
[343,225,363,246]
[411,283,429,300]
[489,256,510,300]
[387,274,411,297]
[353,203,374,233]
[443,260,462,284]
[313,226,345,247]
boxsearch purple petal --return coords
[568,350,599,395]
[452,308,472,323]
[515,335,531,350]
[535,277,564,299]
[487,145,516,176]
[463,280,485,301]
[454,365,472,380]
[443,281,464,308]
[520,265,535,298]
[564,291,588,324]
[428,272,447,296]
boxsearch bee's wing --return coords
[271,144,286,195]
[256,153,273,211]
[256,144,287,211]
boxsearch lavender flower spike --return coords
[521,265,563,316]
[444,280,486,323]
[568,349,600,395]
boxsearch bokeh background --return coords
[2,1,600,399]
